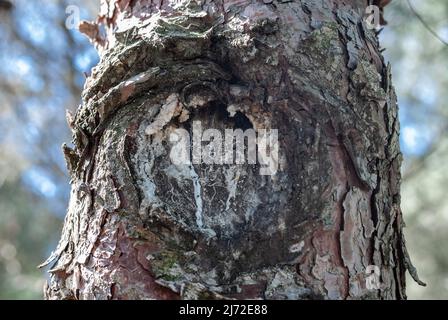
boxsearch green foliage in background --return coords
[0,180,59,299]
[382,0,448,299]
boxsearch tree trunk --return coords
[41,0,423,300]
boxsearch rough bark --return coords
[41,0,423,299]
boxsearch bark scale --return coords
[41,0,423,299]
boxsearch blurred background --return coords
[0,0,446,299]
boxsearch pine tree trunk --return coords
[42,0,423,300]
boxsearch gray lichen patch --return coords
[264,266,313,299]
[351,59,387,102]
[287,22,346,98]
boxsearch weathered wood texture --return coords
[42,0,422,299]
